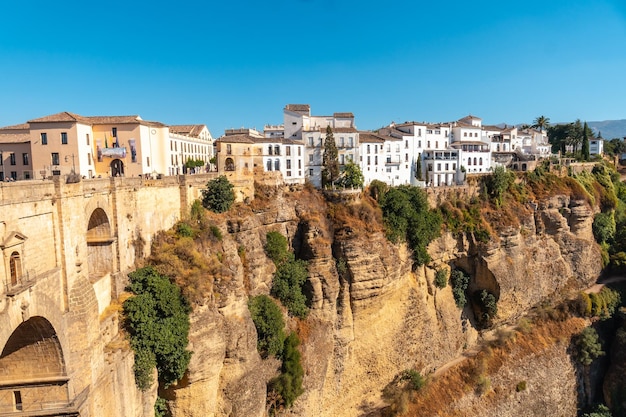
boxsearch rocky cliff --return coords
[161,184,602,417]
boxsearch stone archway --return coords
[0,316,76,414]
[110,159,124,177]
[87,208,115,280]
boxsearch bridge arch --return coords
[0,316,74,413]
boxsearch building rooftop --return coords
[169,124,208,138]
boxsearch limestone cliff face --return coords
[165,187,602,417]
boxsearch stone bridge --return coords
[0,173,250,416]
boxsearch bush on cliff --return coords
[575,327,604,366]
[450,269,470,308]
[272,259,309,319]
[268,332,304,413]
[248,295,286,358]
[380,186,442,265]
[123,266,192,390]
[201,175,235,213]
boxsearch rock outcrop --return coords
[164,186,602,417]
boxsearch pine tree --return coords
[321,125,339,187]
[582,121,590,161]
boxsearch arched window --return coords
[274,159,280,171]
[473,157,477,165]
[268,145,273,155]
[10,251,21,286]
[267,159,272,171]
[468,158,472,166]
[225,158,235,171]
[479,157,483,165]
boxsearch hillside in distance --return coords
[587,119,626,139]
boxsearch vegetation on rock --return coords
[268,332,305,414]
[379,185,442,265]
[575,327,605,366]
[123,266,192,390]
[201,175,235,213]
[248,295,286,358]
[450,269,470,309]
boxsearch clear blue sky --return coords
[1,0,625,136]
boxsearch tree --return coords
[123,267,192,389]
[338,160,364,189]
[575,327,605,366]
[484,165,514,207]
[268,332,304,411]
[321,125,339,187]
[532,115,551,132]
[248,295,286,358]
[582,121,590,161]
[271,259,309,319]
[201,175,235,213]
[265,231,292,265]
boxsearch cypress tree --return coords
[582,121,590,161]
[321,125,339,187]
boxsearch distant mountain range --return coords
[586,120,626,140]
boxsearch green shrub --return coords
[123,267,192,389]
[582,404,613,417]
[380,186,442,265]
[593,212,616,244]
[154,396,168,417]
[516,381,527,392]
[575,327,605,366]
[484,165,515,207]
[368,180,388,202]
[265,231,292,265]
[176,221,195,238]
[269,332,304,412]
[434,268,448,289]
[271,259,309,319]
[210,225,222,240]
[201,175,235,213]
[450,269,470,308]
[401,369,425,391]
[248,295,286,358]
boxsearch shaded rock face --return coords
[165,188,602,417]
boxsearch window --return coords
[267,160,272,171]
[367,145,370,154]
[405,153,408,162]
[274,159,280,171]
[405,140,409,149]
[61,132,68,145]
[374,156,378,165]
[386,167,392,173]
[268,145,273,155]
[51,153,59,165]
[468,158,472,166]
[386,156,391,163]
[309,154,313,163]
[435,141,438,148]
[374,145,378,153]
[286,160,292,169]
[13,390,22,411]
[10,153,16,165]
[112,127,117,137]
[418,128,422,136]
[367,156,371,165]
[86,133,90,145]
[348,137,353,147]
[340,154,345,164]
[10,171,16,180]
[339,137,345,147]
[41,132,48,145]
[286,170,292,177]
[22,153,28,165]
[147,157,150,167]
[308,137,314,146]
[297,147,301,156]
[464,132,467,137]
[395,145,400,153]
[227,144,232,154]
[298,160,301,169]
[479,157,483,165]
[24,171,30,179]
[274,145,280,155]
[225,158,235,171]
[386,144,391,152]
[427,141,431,148]
[437,163,441,171]
[286,146,291,156]
[309,168,313,176]
[88,153,92,165]
[10,252,21,286]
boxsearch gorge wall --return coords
[164,184,602,417]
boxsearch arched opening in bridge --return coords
[110,159,124,177]
[225,157,235,171]
[0,317,77,413]
[9,251,21,286]
[87,208,115,281]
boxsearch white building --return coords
[283,104,359,187]
[168,124,214,175]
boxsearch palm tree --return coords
[532,115,551,132]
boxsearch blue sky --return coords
[1,0,625,136]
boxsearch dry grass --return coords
[400,316,587,416]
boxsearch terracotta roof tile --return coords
[0,133,31,144]
[217,135,255,144]
[28,111,91,124]
[0,123,30,131]
[333,112,354,118]
[169,124,207,137]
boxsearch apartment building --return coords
[0,124,33,181]
[284,104,359,187]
